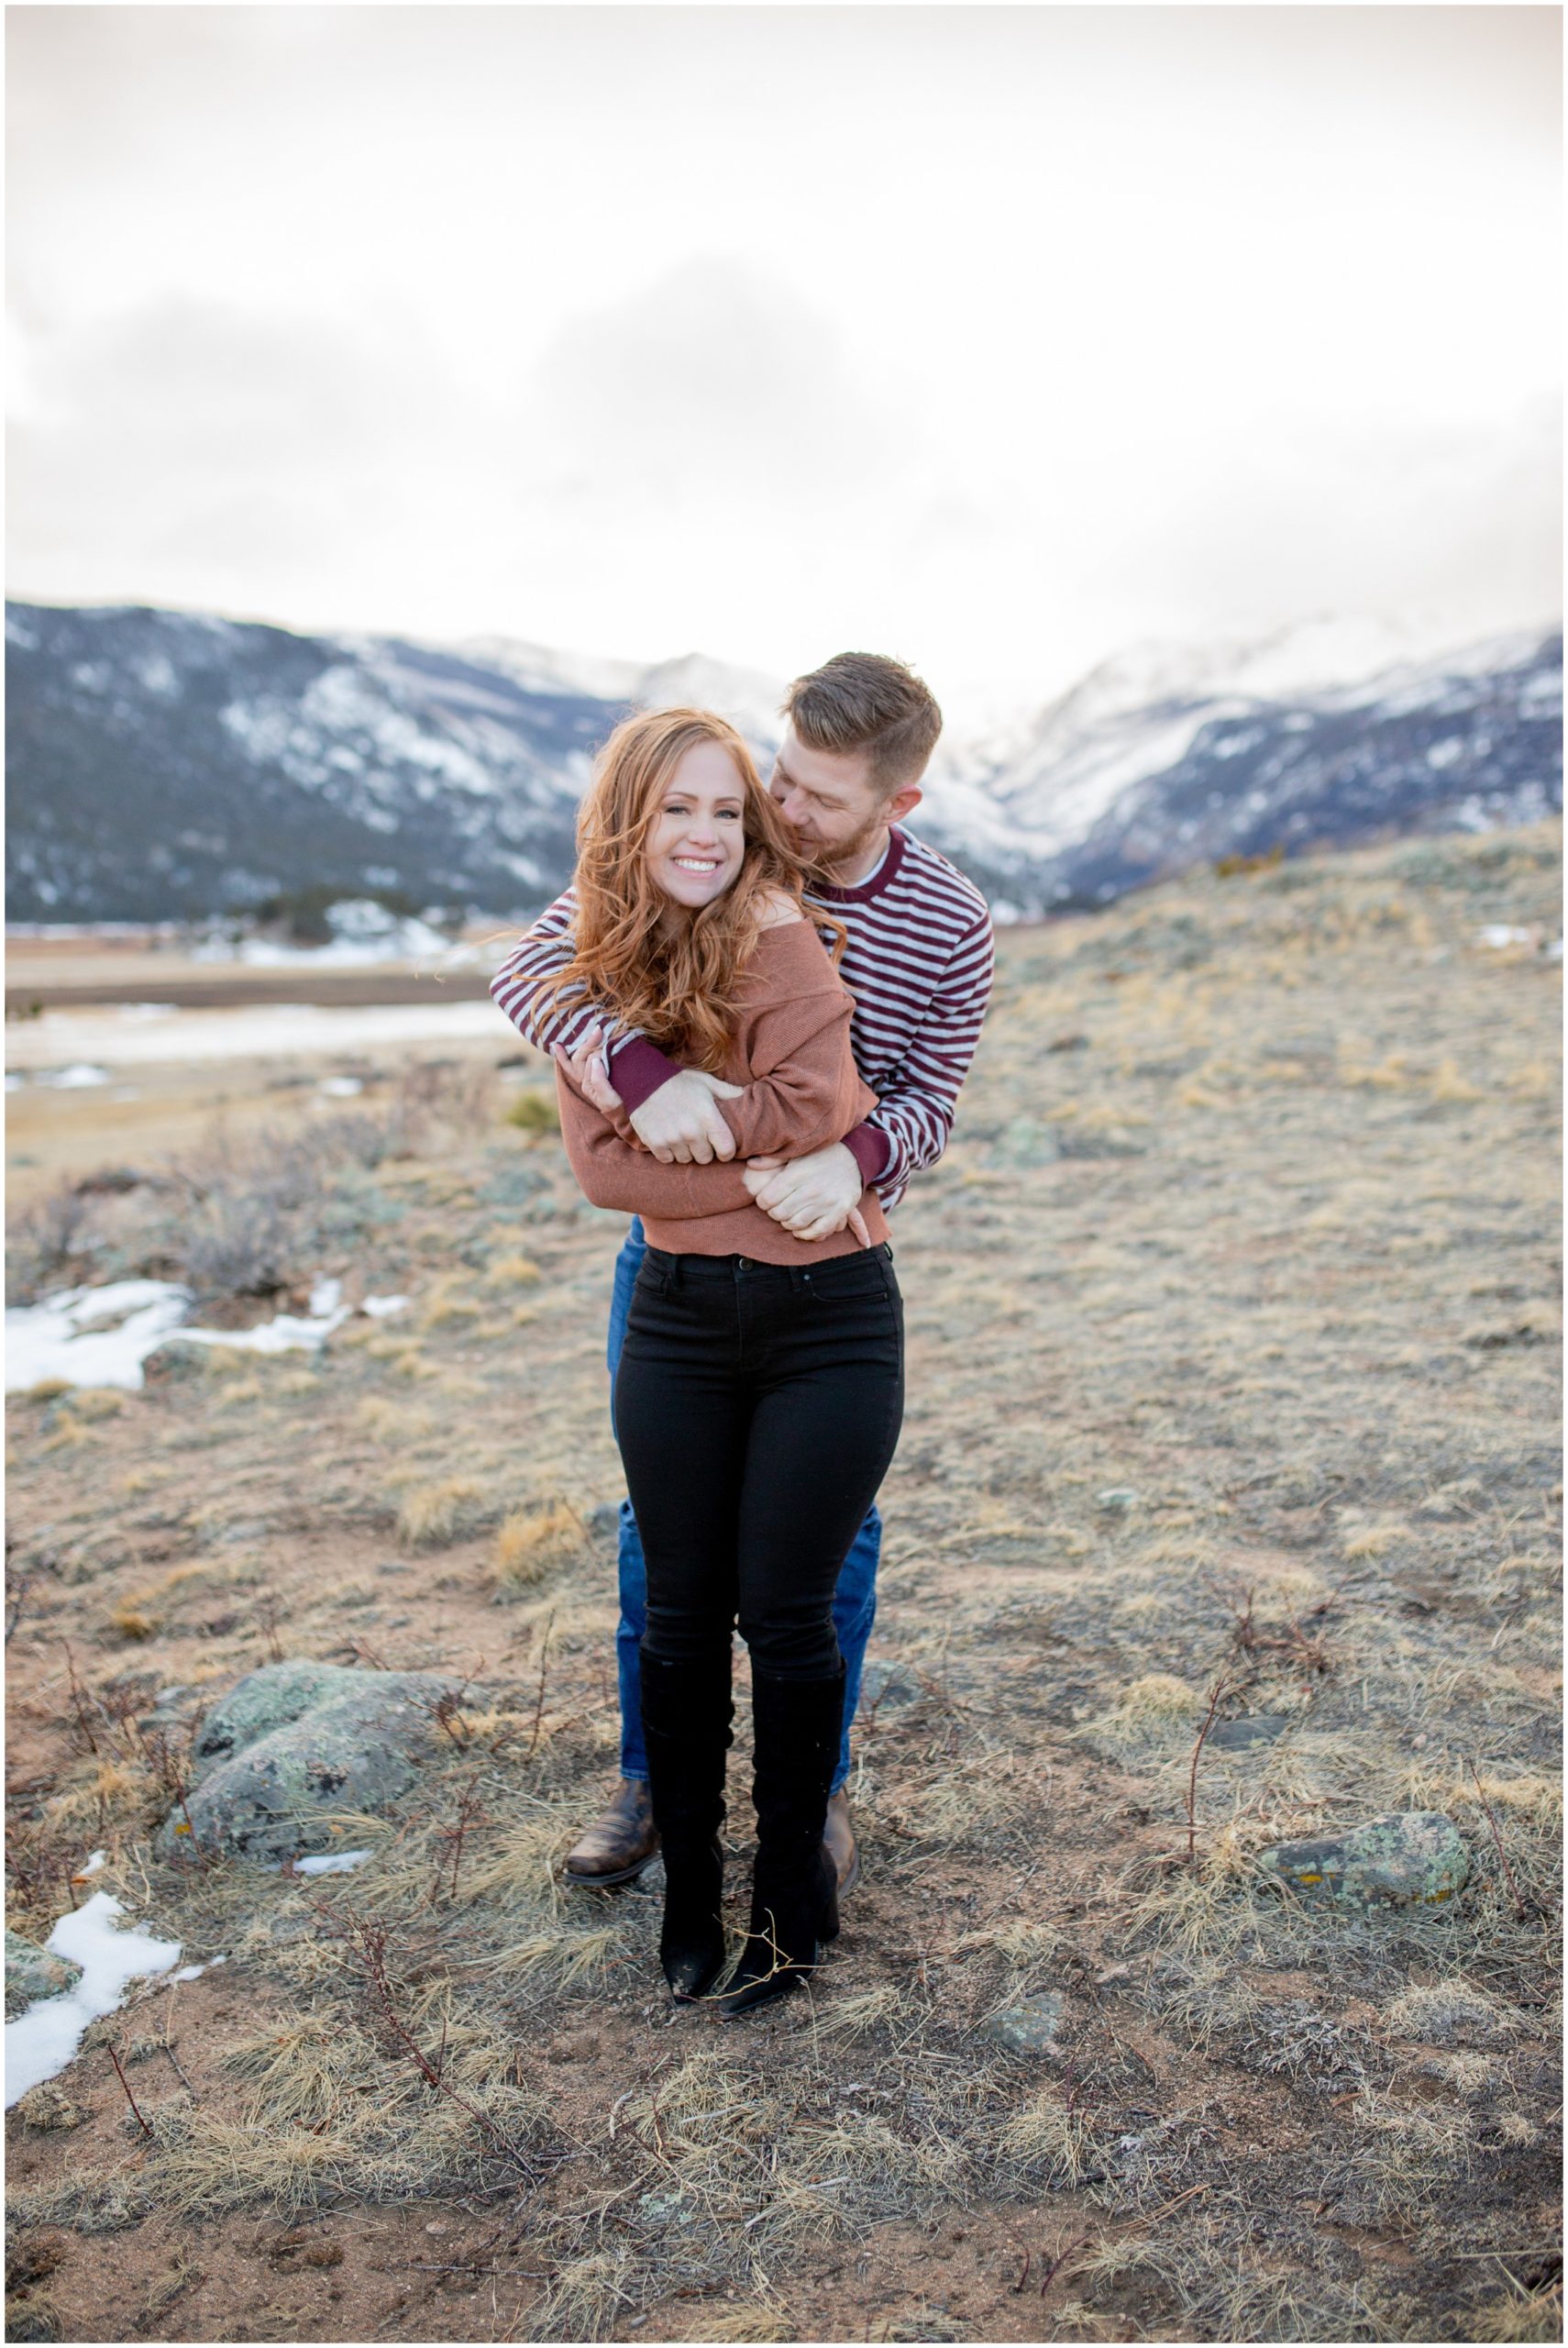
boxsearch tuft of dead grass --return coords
[493,1501,586,1592]
[396,1477,489,1547]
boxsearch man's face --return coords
[768,729,889,872]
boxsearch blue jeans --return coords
[607,1219,880,1793]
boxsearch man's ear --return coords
[886,783,923,825]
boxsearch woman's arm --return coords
[558,1073,756,1216]
[598,929,872,1161]
[556,935,878,1214]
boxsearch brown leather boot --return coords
[824,1789,861,1896]
[561,1778,659,1888]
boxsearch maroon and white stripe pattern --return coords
[489,825,995,1209]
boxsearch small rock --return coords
[588,1501,621,1543]
[636,2190,696,2228]
[1096,1488,1142,1512]
[1259,1811,1470,1908]
[984,1991,1066,2054]
[6,1931,83,2020]
[989,1117,1062,1168]
[858,1661,922,1712]
[1209,1715,1290,1751]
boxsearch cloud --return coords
[527,257,908,504]
[6,298,492,617]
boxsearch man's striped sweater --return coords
[489,825,995,1211]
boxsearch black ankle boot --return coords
[639,1647,733,2002]
[721,1663,844,2020]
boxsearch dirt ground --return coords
[5,824,1562,2345]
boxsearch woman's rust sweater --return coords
[554,920,890,1264]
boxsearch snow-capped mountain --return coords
[5,599,1560,926]
[962,622,1561,905]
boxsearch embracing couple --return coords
[491,653,993,2015]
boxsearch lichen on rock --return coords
[5,1931,84,2020]
[1258,1811,1470,1908]
[163,1658,473,1865]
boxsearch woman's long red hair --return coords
[544,708,839,1072]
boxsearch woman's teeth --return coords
[674,857,720,872]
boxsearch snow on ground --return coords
[4,999,505,1070]
[6,1279,411,1390]
[31,1063,112,1089]
[4,1280,194,1391]
[5,1892,183,2108]
[293,1851,371,1877]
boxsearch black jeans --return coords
[613,1245,905,1681]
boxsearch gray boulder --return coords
[984,1991,1066,2054]
[163,1659,469,1865]
[6,1929,83,2019]
[1259,1811,1470,1909]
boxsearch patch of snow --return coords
[176,1294,352,1357]
[5,1891,182,2107]
[34,1063,112,1089]
[116,1002,178,1021]
[77,1851,107,1877]
[6,1274,414,1391]
[171,1955,228,1982]
[1476,925,1536,948]
[318,1075,364,1097]
[6,1279,193,1392]
[5,1073,26,1091]
[4,1000,507,1069]
[292,1850,372,1877]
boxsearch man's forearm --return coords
[491,892,632,1063]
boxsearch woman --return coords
[549,707,904,2016]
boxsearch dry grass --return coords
[395,1476,490,1547]
[4,823,1560,2344]
[493,1500,587,1592]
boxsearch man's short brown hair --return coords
[783,652,943,793]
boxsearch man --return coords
[490,651,994,1894]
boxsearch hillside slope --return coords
[6,599,1561,924]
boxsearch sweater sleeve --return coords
[556,1070,756,1217]
[489,891,649,1065]
[708,926,877,1157]
[555,930,876,1215]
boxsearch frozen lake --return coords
[6,997,511,1072]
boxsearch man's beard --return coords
[795,805,888,886]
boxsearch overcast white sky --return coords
[6,5,1562,717]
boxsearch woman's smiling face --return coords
[645,739,748,909]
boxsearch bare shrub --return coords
[7,1182,95,1301]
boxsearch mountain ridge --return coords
[6,598,1559,925]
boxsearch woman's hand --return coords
[554,1024,623,1113]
